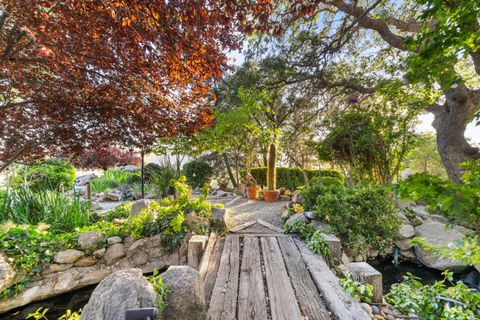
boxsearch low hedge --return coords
[250,167,344,190]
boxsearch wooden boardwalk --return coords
[200,220,370,320]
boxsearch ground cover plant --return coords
[0,176,212,298]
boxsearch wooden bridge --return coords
[195,220,370,320]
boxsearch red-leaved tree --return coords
[75,146,141,171]
[0,0,248,172]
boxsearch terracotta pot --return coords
[264,190,280,202]
[246,186,258,200]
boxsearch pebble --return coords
[371,305,380,314]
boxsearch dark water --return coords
[369,258,480,293]
[0,284,96,320]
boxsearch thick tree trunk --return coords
[431,86,480,183]
[222,153,237,187]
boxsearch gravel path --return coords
[213,196,287,229]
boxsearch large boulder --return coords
[80,269,157,320]
[75,173,97,186]
[414,221,469,271]
[130,199,153,217]
[162,266,205,320]
[0,254,15,292]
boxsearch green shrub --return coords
[147,161,179,197]
[183,160,213,189]
[395,161,480,229]
[250,167,344,190]
[146,270,171,317]
[339,275,374,303]
[90,169,140,193]
[104,201,133,221]
[312,185,400,253]
[11,159,76,191]
[0,188,90,232]
[386,272,480,320]
[284,221,331,258]
[301,179,345,210]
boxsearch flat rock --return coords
[414,221,468,271]
[396,224,414,240]
[41,263,73,275]
[74,256,97,267]
[411,205,430,219]
[394,239,414,251]
[162,266,205,320]
[53,249,84,264]
[107,236,122,245]
[80,269,156,320]
[103,190,122,202]
[75,173,97,186]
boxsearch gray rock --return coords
[93,248,106,258]
[414,221,468,271]
[80,269,157,320]
[41,263,73,275]
[396,199,414,209]
[394,239,413,251]
[310,220,331,232]
[120,165,139,172]
[104,243,125,265]
[103,190,122,202]
[428,214,449,224]
[129,199,153,217]
[75,173,97,186]
[78,232,104,249]
[396,211,410,224]
[281,209,291,221]
[131,251,149,267]
[162,266,205,320]
[396,224,414,240]
[292,190,303,203]
[400,249,416,259]
[107,236,122,245]
[284,214,308,232]
[53,249,85,264]
[127,239,147,257]
[304,211,315,220]
[371,305,380,314]
[0,254,16,292]
[360,303,373,316]
[411,205,430,219]
[211,207,229,229]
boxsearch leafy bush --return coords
[386,272,480,320]
[147,160,179,197]
[183,160,213,189]
[11,159,76,191]
[146,270,171,317]
[339,275,374,303]
[0,188,90,232]
[284,221,331,258]
[310,185,400,253]
[301,179,345,210]
[250,167,344,190]
[395,161,480,229]
[90,169,140,193]
[104,201,133,221]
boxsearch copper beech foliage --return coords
[0,0,321,171]
[0,0,240,170]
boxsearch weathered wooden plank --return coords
[261,237,302,320]
[257,219,284,233]
[238,233,288,237]
[199,233,218,282]
[188,235,208,270]
[295,239,370,320]
[278,237,330,320]
[237,237,268,320]
[230,220,257,232]
[321,233,342,265]
[203,236,225,303]
[348,262,383,303]
[207,235,240,320]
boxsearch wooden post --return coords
[321,233,342,265]
[141,151,145,199]
[188,235,208,270]
[348,262,383,303]
[86,181,92,204]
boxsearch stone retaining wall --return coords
[0,232,188,313]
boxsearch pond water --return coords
[369,258,480,294]
[0,284,96,320]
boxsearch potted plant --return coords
[245,174,258,200]
[264,143,280,202]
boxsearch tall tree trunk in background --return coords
[430,86,480,183]
[222,153,237,187]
